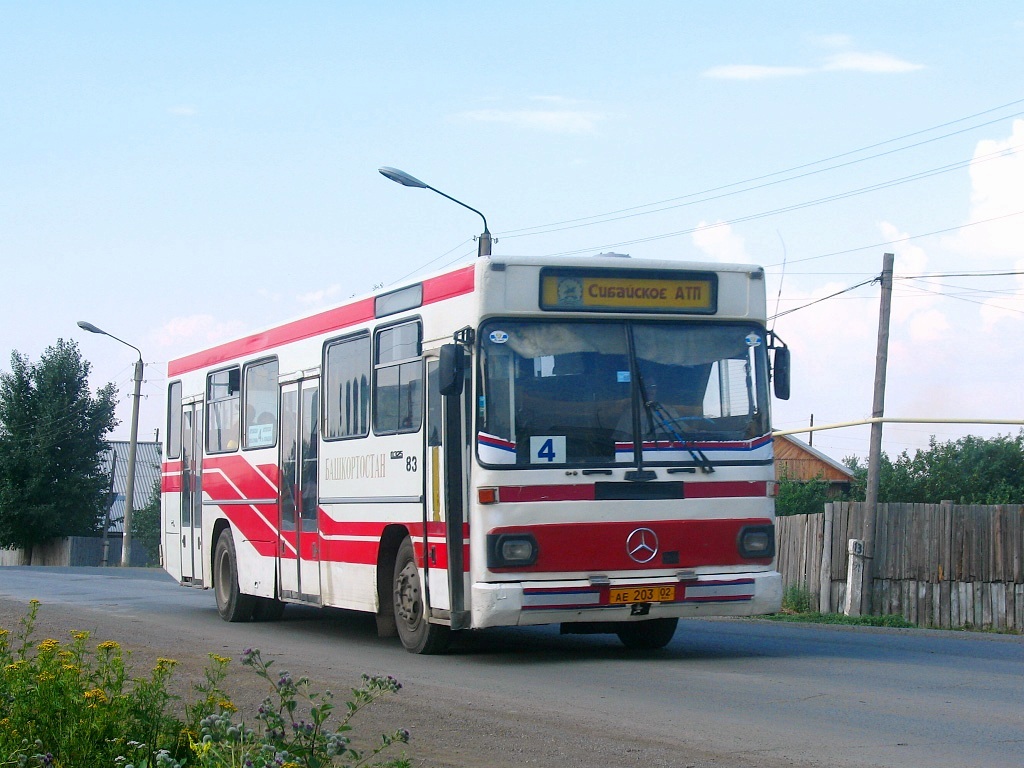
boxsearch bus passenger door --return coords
[278,377,322,604]
[425,357,469,629]
[179,401,204,585]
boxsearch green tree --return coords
[775,469,837,516]
[0,339,118,562]
[843,432,1024,504]
[131,475,163,563]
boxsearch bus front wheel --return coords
[214,532,255,622]
[616,617,678,650]
[392,537,450,654]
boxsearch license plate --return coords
[608,585,676,604]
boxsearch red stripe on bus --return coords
[319,518,466,538]
[497,485,596,502]
[167,265,476,376]
[201,456,280,503]
[684,481,769,498]
[495,481,767,503]
[488,518,773,573]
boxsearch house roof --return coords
[774,434,855,483]
[101,441,162,533]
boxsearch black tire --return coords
[393,537,450,654]
[213,532,256,622]
[252,596,286,622]
[616,617,678,650]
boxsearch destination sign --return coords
[539,269,717,313]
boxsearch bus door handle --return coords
[181,534,186,548]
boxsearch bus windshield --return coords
[476,319,771,468]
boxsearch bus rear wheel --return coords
[393,537,450,654]
[616,617,678,650]
[214,532,255,622]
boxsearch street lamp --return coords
[378,167,492,257]
[77,321,143,567]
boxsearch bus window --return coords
[167,381,182,459]
[206,367,241,453]
[325,334,370,439]
[243,358,279,449]
[373,322,422,435]
[477,319,770,468]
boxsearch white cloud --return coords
[691,221,749,263]
[168,105,199,117]
[702,39,924,80]
[822,51,925,74]
[296,284,343,306]
[950,119,1024,260]
[153,314,246,351]
[907,309,950,342]
[980,259,1024,330]
[458,108,604,135]
[876,221,933,324]
[702,64,811,80]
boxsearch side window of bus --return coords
[373,321,422,435]
[243,358,279,449]
[206,367,241,453]
[325,334,370,439]
[167,381,182,459]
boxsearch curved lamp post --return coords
[378,166,492,257]
[77,321,143,567]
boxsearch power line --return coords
[765,209,1024,269]
[539,144,1020,258]
[496,98,1024,239]
[769,277,878,320]
[770,268,1024,321]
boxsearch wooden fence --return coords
[775,502,1024,631]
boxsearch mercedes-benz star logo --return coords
[626,527,659,564]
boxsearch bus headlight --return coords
[486,533,539,568]
[737,525,775,559]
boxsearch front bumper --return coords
[470,569,782,629]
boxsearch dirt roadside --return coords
[0,597,824,768]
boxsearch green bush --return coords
[0,601,410,768]
[774,471,836,517]
[781,584,812,614]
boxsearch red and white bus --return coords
[161,254,791,653]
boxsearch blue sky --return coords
[3,2,1023,462]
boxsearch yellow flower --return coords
[37,638,60,653]
[0,629,9,638]
[84,688,109,705]
[4,661,26,672]
[217,698,237,713]
[155,658,178,672]
[209,653,231,665]
[71,630,89,641]
[97,640,120,652]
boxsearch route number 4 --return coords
[530,436,566,464]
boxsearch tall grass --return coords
[0,601,409,768]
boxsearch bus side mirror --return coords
[773,346,791,400]
[439,344,465,396]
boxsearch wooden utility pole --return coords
[860,252,894,616]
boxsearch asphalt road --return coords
[0,567,1021,768]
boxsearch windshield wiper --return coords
[644,400,715,474]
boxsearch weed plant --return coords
[780,584,812,614]
[767,611,915,628]
[0,601,409,768]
